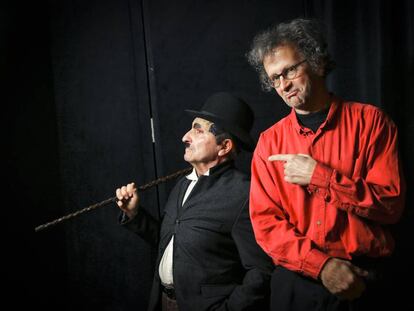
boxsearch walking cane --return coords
[34,167,192,232]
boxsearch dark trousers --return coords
[270,266,349,311]
[270,259,397,311]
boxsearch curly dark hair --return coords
[246,18,335,92]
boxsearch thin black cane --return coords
[34,167,192,232]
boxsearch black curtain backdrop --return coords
[4,0,413,310]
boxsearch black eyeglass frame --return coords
[268,59,307,88]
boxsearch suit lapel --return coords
[181,175,216,211]
[177,178,192,215]
[179,161,233,212]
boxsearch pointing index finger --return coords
[268,154,295,162]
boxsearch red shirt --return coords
[249,96,405,279]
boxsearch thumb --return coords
[350,264,369,277]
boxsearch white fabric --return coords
[159,168,209,285]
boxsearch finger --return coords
[116,188,123,200]
[297,153,311,158]
[120,186,129,199]
[350,265,369,277]
[126,182,136,197]
[346,277,366,301]
[116,189,124,207]
[268,154,295,162]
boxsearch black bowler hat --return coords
[185,92,255,151]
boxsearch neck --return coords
[296,81,331,115]
[192,157,227,176]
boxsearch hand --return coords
[320,258,369,301]
[115,182,139,219]
[268,154,317,185]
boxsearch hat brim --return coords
[185,109,255,152]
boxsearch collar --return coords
[186,168,210,181]
[186,160,234,180]
[288,94,341,135]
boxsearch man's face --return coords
[263,44,318,114]
[182,118,221,165]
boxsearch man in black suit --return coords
[115,92,272,311]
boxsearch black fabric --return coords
[296,107,330,132]
[161,286,176,300]
[122,161,273,311]
[270,262,396,311]
[270,266,349,311]
[5,0,412,310]
[185,92,255,151]
[162,292,179,311]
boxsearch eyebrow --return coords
[270,66,289,80]
[270,73,280,81]
[193,123,202,129]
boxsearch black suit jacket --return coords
[122,161,273,310]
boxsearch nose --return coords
[182,129,191,144]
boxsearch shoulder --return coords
[340,100,396,127]
[341,100,386,117]
[219,167,250,192]
[256,115,291,150]
[261,115,290,137]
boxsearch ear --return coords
[316,67,325,77]
[218,139,233,157]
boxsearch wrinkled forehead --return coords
[192,117,214,131]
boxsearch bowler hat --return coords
[185,92,255,151]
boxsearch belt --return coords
[162,285,176,300]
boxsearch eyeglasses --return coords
[268,59,307,88]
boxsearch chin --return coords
[288,98,306,108]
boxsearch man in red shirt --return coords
[247,18,405,310]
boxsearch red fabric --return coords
[249,96,405,279]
